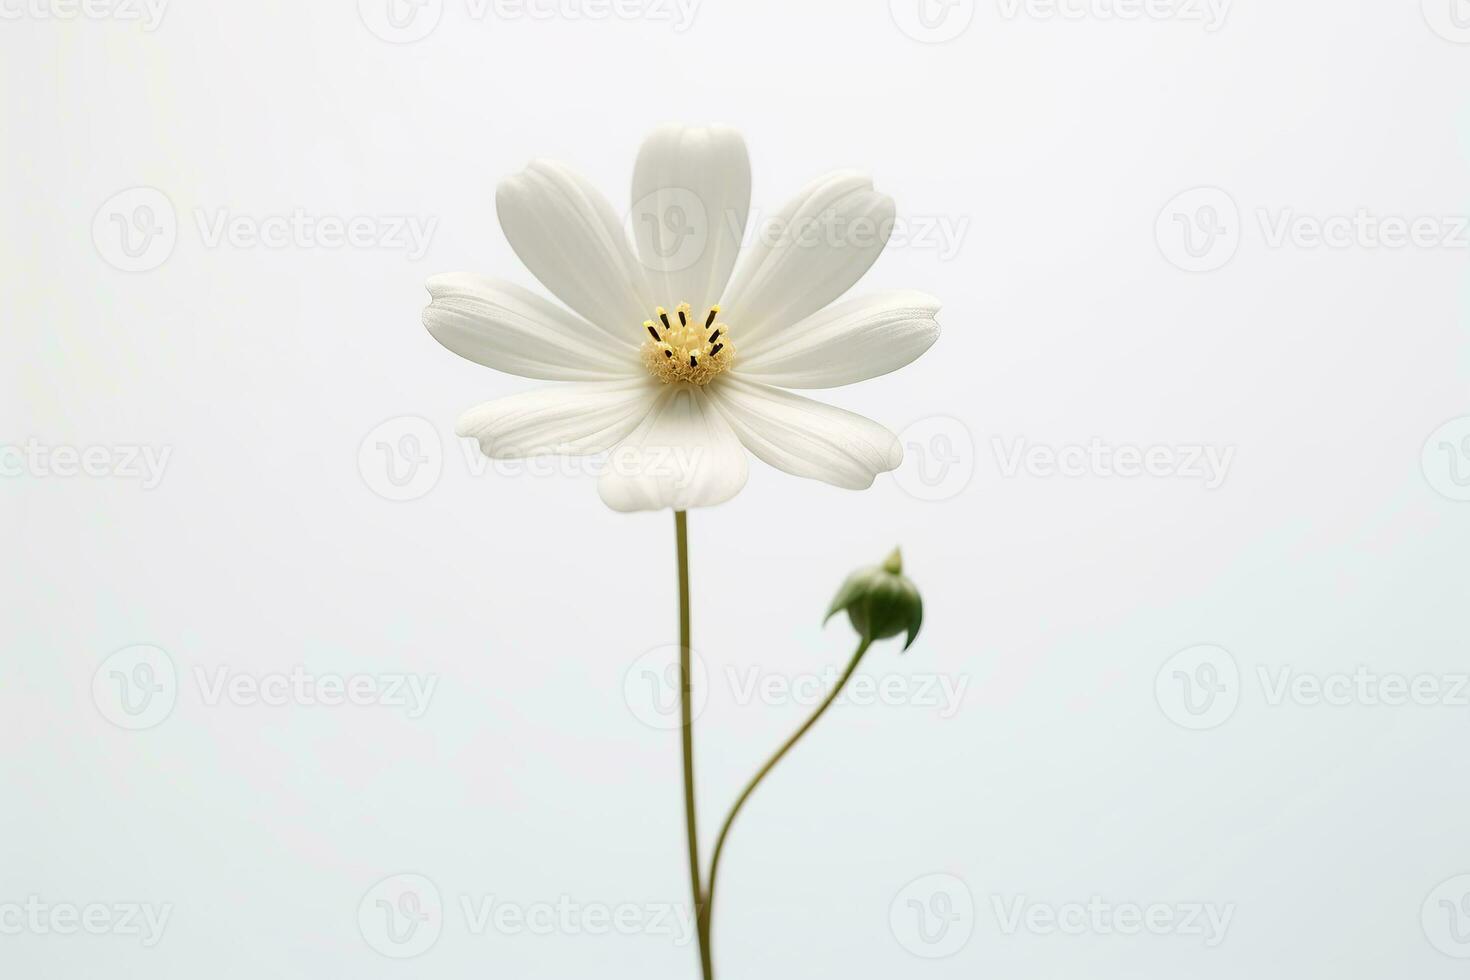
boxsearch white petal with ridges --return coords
[631,125,751,311]
[497,160,654,340]
[736,290,941,389]
[456,380,659,458]
[424,273,640,381]
[721,172,895,346]
[708,377,902,490]
[598,387,749,512]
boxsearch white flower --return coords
[423,125,941,512]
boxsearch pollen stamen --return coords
[640,302,735,386]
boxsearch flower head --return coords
[825,548,924,650]
[423,125,941,512]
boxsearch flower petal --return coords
[721,172,896,346]
[497,160,654,340]
[631,125,751,311]
[736,290,941,388]
[707,377,902,490]
[456,379,659,458]
[598,387,749,512]
[424,273,640,381]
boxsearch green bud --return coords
[824,547,924,650]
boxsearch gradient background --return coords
[4,0,1470,977]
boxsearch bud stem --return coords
[703,635,875,950]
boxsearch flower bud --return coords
[824,547,924,650]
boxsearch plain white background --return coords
[4,0,1470,976]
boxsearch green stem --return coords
[702,635,874,958]
[674,511,713,980]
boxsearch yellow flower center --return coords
[640,303,734,386]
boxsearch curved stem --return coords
[702,636,873,955]
[674,511,713,980]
